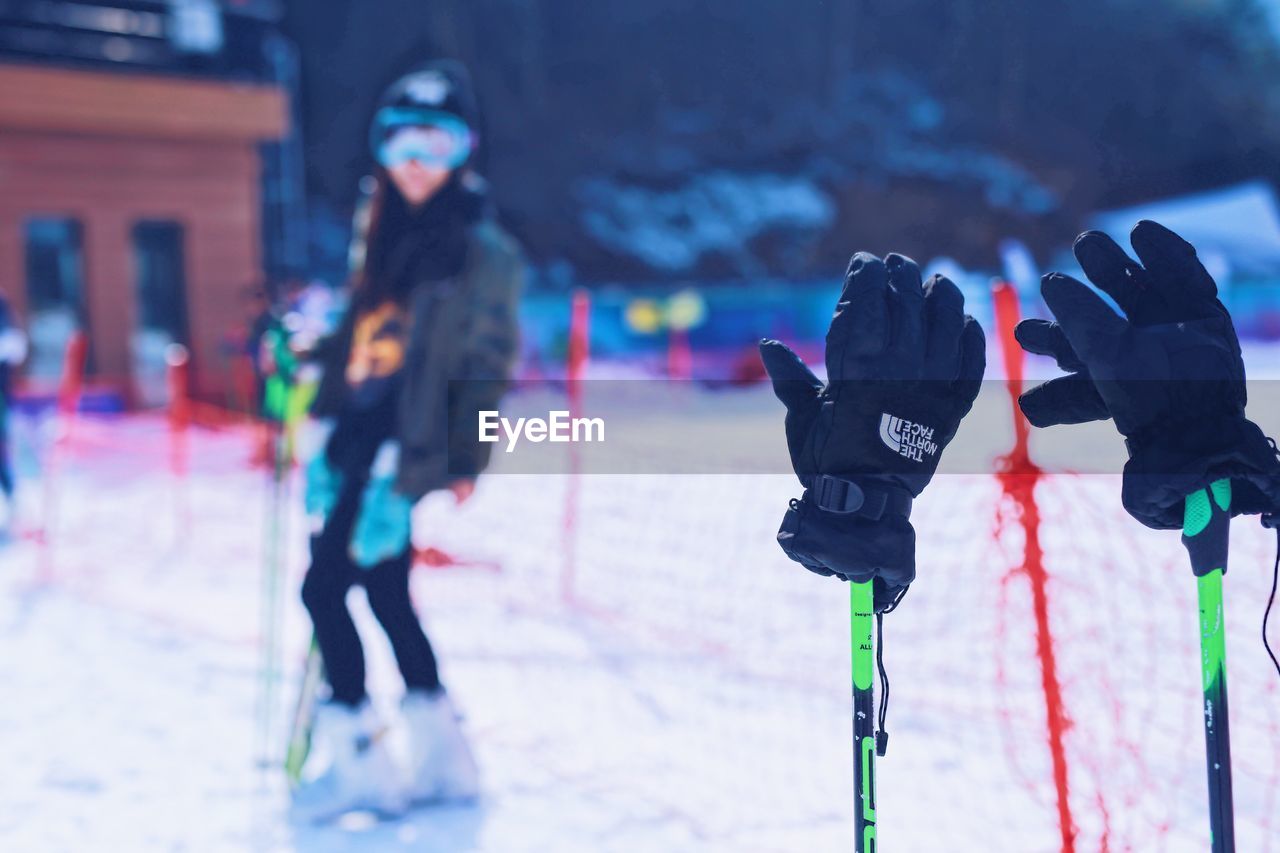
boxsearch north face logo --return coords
[879,414,939,462]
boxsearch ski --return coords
[285,636,325,786]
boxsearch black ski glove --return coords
[761,252,986,611]
[1015,220,1280,530]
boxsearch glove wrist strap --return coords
[808,474,913,521]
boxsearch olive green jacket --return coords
[312,219,524,499]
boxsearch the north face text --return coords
[879,414,939,462]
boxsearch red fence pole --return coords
[166,344,191,479]
[992,281,1077,853]
[56,331,88,421]
[561,288,590,604]
[37,331,90,582]
[667,328,691,380]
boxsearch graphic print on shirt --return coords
[345,301,409,406]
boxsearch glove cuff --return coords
[776,486,915,592]
[808,474,913,520]
[1123,416,1280,529]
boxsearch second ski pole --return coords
[1182,478,1235,852]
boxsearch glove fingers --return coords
[1013,319,1085,373]
[1129,219,1219,305]
[827,252,889,379]
[922,274,965,380]
[759,339,823,414]
[952,316,987,411]
[884,253,925,374]
[1040,273,1128,365]
[1073,230,1145,318]
[1019,375,1109,427]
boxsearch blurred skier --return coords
[291,61,523,821]
[0,290,27,534]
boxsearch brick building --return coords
[0,0,299,404]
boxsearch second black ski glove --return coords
[761,252,986,610]
[1015,220,1280,530]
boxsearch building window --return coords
[23,217,88,384]
[132,220,190,407]
[167,0,224,55]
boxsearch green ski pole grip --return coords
[851,581,874,692]
[1182,479,1231,578]
[850,581,877,851]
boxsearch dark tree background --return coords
[284,0,1280,283]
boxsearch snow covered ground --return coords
[1,368,1278,851]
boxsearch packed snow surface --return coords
[2,367,1278,851]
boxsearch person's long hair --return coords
[351,165,486,313]
[353,167,425,310]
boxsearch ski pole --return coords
[851,580,878,851]
[1182,478,1234,852]
[256,416,288,766]
[255,363,298,767]
[284,635,324,786]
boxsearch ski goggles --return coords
[371,107,474,170]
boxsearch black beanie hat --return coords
[375,60,479,129]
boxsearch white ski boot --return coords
[401,689,481,804]
[290,701,407,823]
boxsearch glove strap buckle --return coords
[810,474,912,521]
